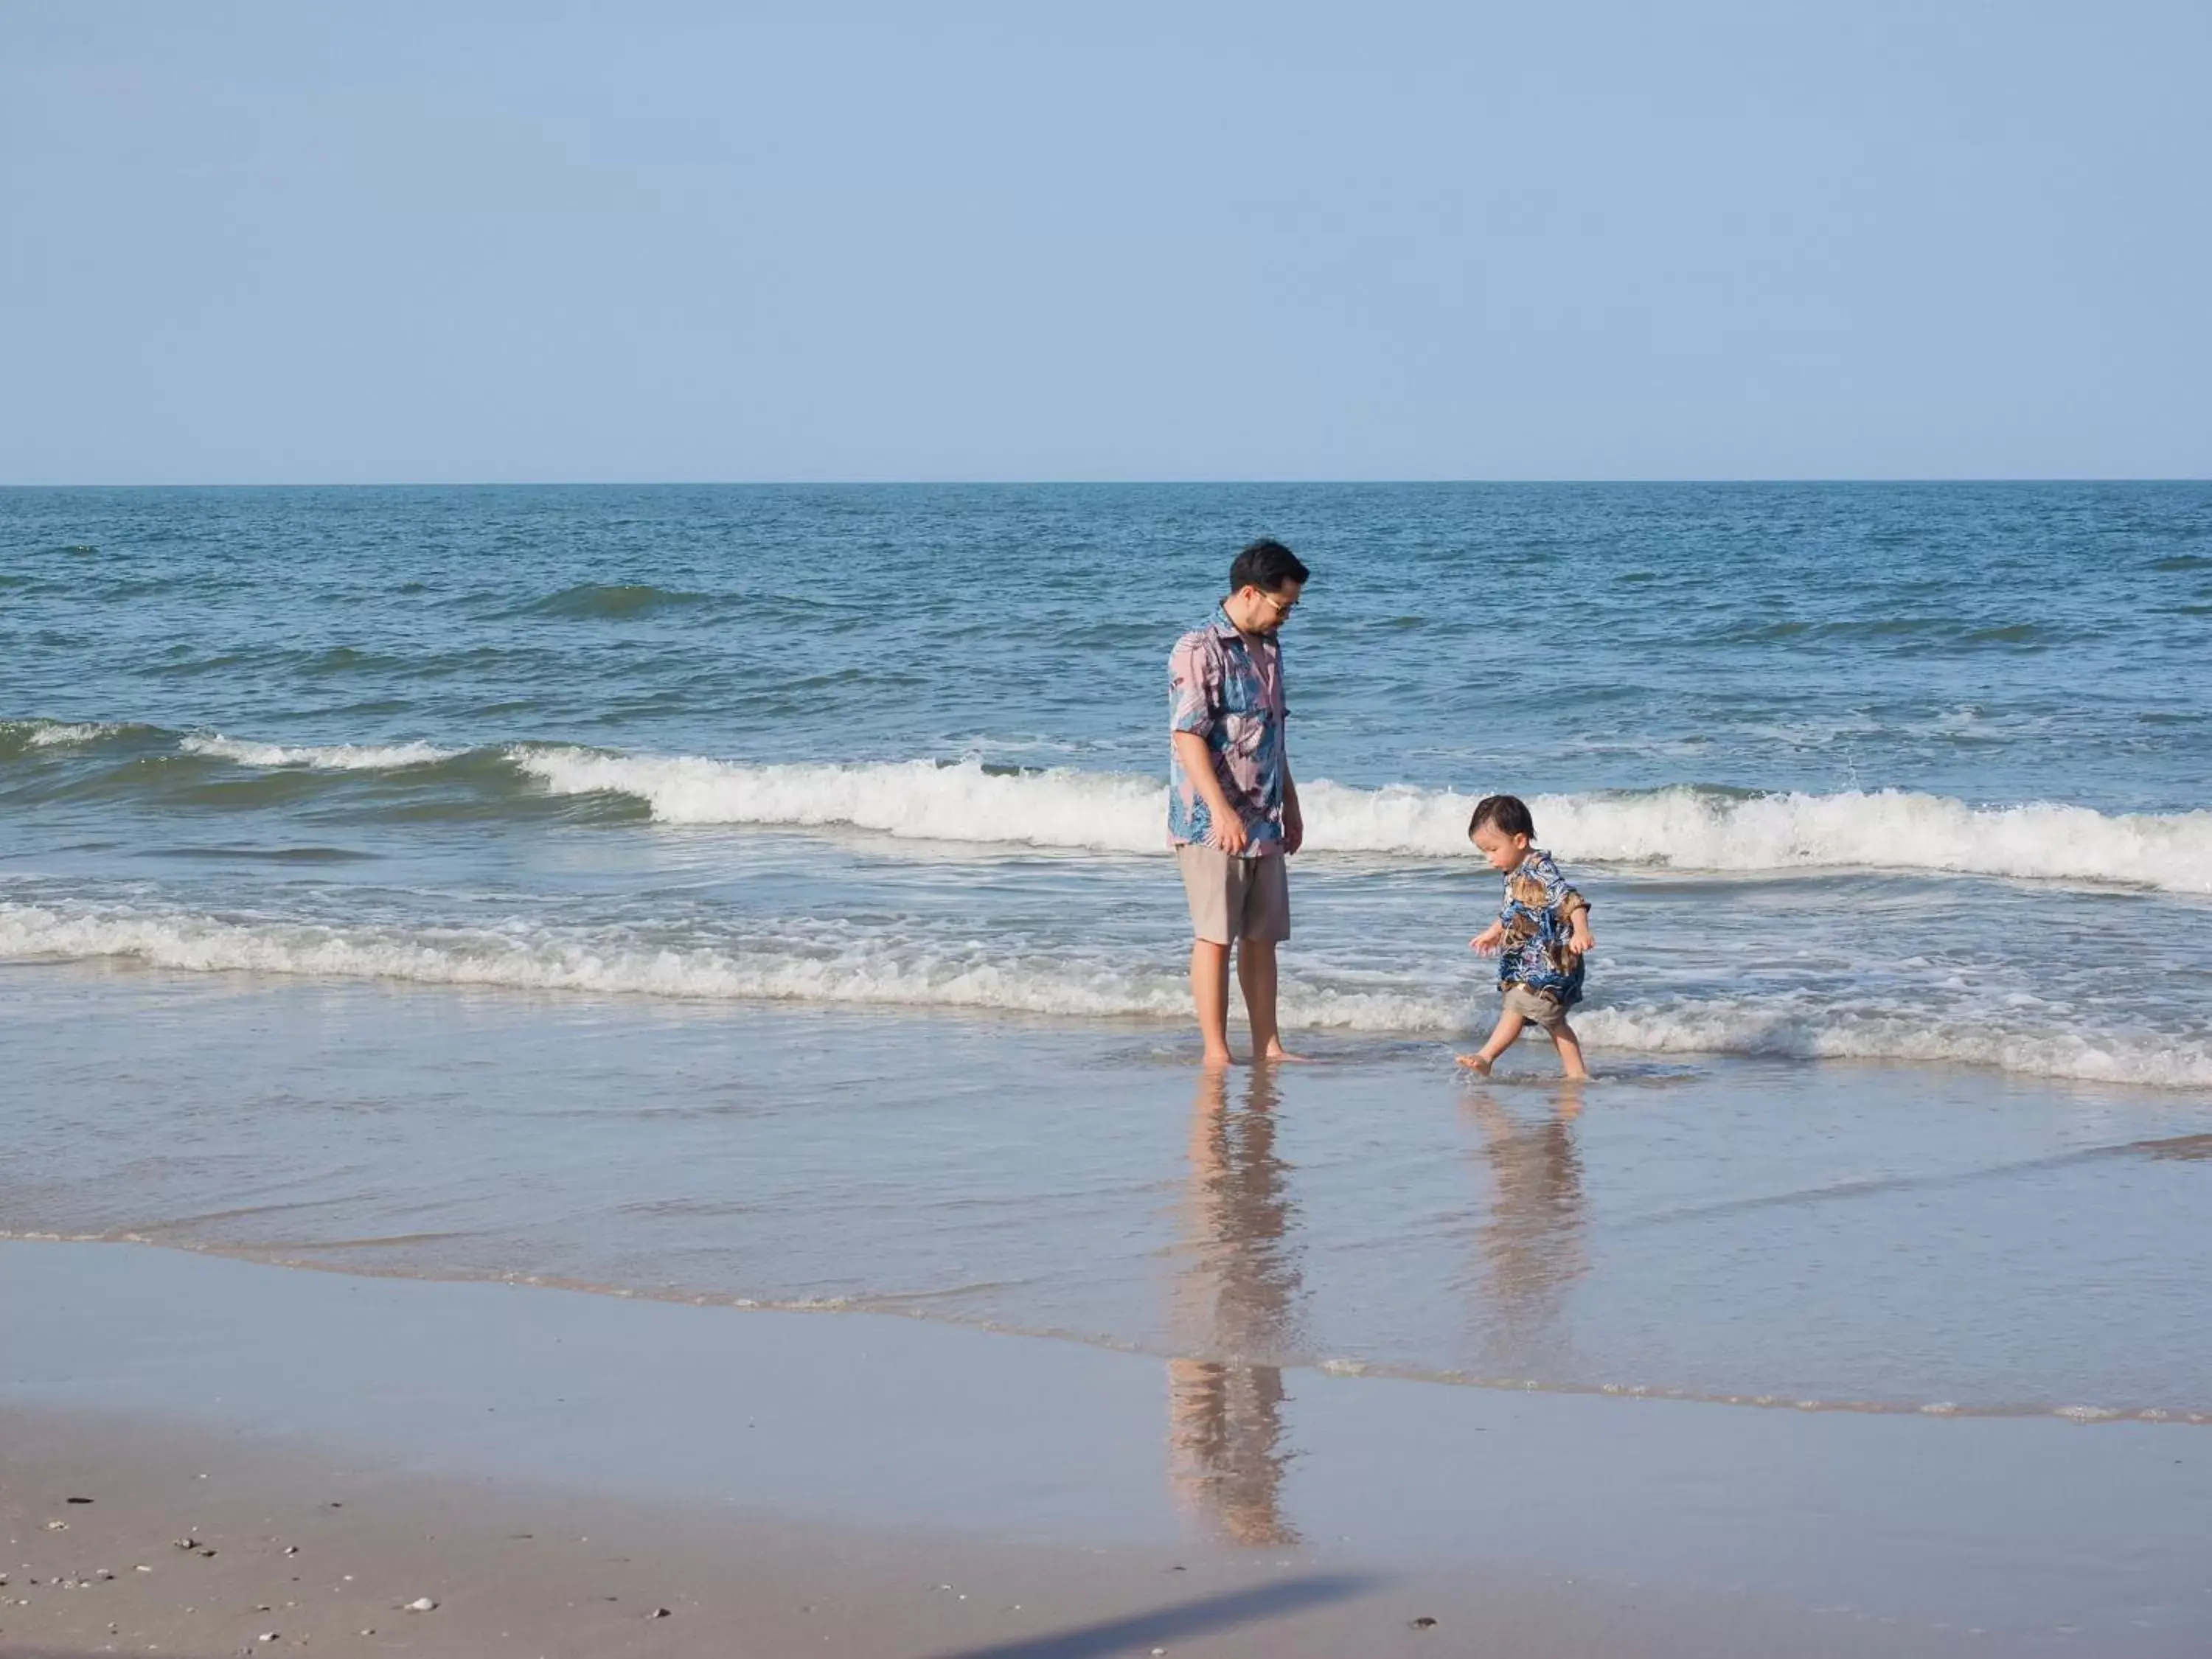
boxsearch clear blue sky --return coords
[4,1,2206,482]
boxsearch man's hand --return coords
[1281,791,1304,856]
[1470,922,1504,955]
[1211,812,1252,856]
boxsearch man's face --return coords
[1232,579,1303,636]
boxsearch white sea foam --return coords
[0,899,1447,1030]
[5,899,2208,1087]
[1,719,125,749]
[514,748,2212,893]
[184,734,464,770]
[1576,1000,2212,1089]
[515,748,1167,848]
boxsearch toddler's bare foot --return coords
[1257,1043,1310,1064]
[1456,1052,1494,1075]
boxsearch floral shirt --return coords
[1168,605,1287,855]
[1493,849,1590,1003]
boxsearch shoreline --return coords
[6,1240,2211,1656]
[12,1231,2211,1428]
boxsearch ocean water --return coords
[7,483,2212,1417]
[6,482,2212,1079]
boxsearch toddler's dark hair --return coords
[1468,794,1536,841]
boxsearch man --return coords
[1167,538,1310,1066]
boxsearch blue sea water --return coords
[9,482,2212,1420]
[5,481,2210,1082]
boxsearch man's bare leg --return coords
[1549,1019,1591,1081]
[1456,1010,1528,1075]
[1237,936,1292,1061]
[1191,938,1234,1066]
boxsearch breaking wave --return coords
[0,718,140,755]
[4,898,2208,1087]
[10,720,2209,891]
[518,748,2212,892]
[178,734,466,771]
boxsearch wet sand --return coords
[5,1241,2210,1657]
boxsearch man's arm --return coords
[1171,730,1250,855]
[1281,767,1303,855]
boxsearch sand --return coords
[6,1242,2209,1657]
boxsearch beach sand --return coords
[5,1240,2209,1658]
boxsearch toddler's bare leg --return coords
[1549,1019,1590,1081]
[1457,1010,1527,1074]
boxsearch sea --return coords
[7,482,2212,1427]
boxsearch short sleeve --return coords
[1169,636,1220,737]
[1541,858,1589,919]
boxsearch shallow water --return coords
[11,964,2212,1418]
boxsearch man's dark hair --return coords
[1469,794,1536,841]
[1228,538,1310,594]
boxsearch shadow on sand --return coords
[920,1572,1381,1659]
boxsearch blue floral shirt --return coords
[1167,605,1287,854]
[1494,849,1590,1003]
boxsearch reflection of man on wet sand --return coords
[1462,1085,1590,1380]
[1166,1064,1305,1545]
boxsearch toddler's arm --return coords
[1470,920,1505,954]
[1548,872,1601,960]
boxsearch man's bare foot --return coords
[1256,1044,1310,1064]
[1456,1052,1495,1075]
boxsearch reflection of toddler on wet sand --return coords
[1457,794,1595,1080]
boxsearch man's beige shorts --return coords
[1176,846,1291,945]
[1501,984,1571,1030]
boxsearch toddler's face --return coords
[1471,823,1530,872]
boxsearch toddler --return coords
[1457,794,1595,1079]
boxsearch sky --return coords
[3,1,2208,483]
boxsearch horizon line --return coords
[4,476,2208,490]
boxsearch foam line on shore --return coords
[6,898,2208,1086]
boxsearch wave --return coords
[1576,1002,2212,1090]
[0,897,1433,1029]
[5,899,2208,1088]
[0,718,139,755]
[180,735,467,771]
[522,582,710,619]
[11,721,2211,892]
[518,748,2212,893]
